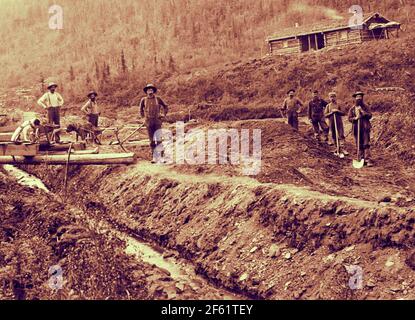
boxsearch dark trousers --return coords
[311,117,329,137]
[47,107,60,126]
[146,119,162,152]
[353,128,371,157]
[47,107,60,142]
[328,116,345,142]
[287,111,299,131]
[87,114,99,127]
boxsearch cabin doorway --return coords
[316,33,325,49]
[371,28,386,39]
[299,34,325,52]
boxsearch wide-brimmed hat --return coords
[329,92,337,97]
[287,89,295,94]
[352,91,365,97]
[143,84,157,93]
[87,90,98,98]
[47,82,58,89]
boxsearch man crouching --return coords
[11,118,41,143]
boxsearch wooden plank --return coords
[0,143,38,156]
[0,125,15,133]
[0,153,136,165]
[39,147,100,155]
[39,142,87,152]
[0,132,13,142]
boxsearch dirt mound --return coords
[28,160,415,300]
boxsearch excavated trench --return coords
[3,165,241,300]
[20,161,415,300]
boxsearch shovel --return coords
[333,113,344,158]
[353,117,365,169]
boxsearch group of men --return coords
[12,82,101,144]
[281,89,373,166]
[11,82,169,163]
[10,80,373,167]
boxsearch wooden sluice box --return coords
[0,142,39,156]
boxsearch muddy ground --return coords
[0,167,240,300]
[14,112,414,300]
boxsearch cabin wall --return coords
[361,27,400,41]
[325,29,362,47]
[269,38,301,55]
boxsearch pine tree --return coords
[95,60,100,80]
[39,73,45,93]
[102,62,107,82]
[120,50,127,74]
[86,73,91,86]
[69,65,75,82]
[106,64,111,78]
[168,54,176,72]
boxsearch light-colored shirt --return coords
[37,91,64,109]
[11,120,38,142]
[282,97,303,113]
[324,102,345,118]
[81,100,99,115]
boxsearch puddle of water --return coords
[125,238,185,280]
[3,165,49,193]
[4,165,240,299]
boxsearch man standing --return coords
[324,92,348,156]
[11,118,41,143]
[139,84,168,163]
[348,91,373,166]
[308,90,329,142]
[281,89,303,131]
[37,82,64,142]
[81,91,99,127]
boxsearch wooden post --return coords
[308,35,311,51]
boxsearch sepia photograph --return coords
[0,0,414,314]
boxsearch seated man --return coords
[11,118,41,143]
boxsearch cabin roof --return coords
[267,12,399,42]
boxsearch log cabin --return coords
[266,12,400,55]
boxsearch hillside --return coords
[0,0,413,103]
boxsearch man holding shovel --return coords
[324,92,348,157]
[139,84,168,163]
[348,91,373,167]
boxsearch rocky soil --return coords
[24,115,415,299]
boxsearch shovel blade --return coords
[353,159,365,169]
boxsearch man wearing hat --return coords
[37,82,64,126]
[308,90,329,142]
[348,92,373,166]
[37,82,64,142]
[325,92,348,155]
[139,84,168,162]
[81,90,99,127]
[281,89,304,131]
